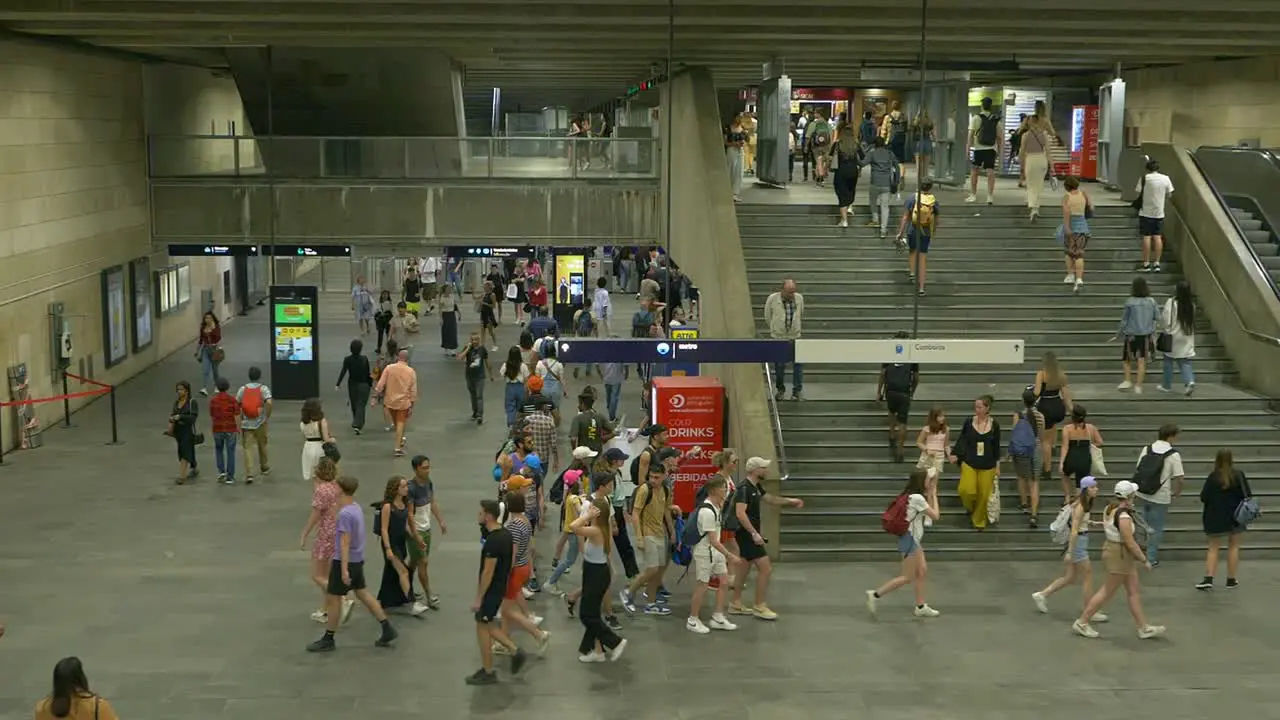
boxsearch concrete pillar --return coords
[659,67,783,556]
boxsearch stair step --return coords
[783,426,1275,444]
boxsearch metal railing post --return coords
[232,135,240,176]
[487,137,494,179]
[107,385,121,445]
[61,371,72,428]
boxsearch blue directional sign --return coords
[556,339,793,364]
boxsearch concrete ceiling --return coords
[4,0,1280,108]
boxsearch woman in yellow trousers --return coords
[949,395,1003,529]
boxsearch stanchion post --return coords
[61,371,72,428]
[0,400,6,465]
[107,385,122,446]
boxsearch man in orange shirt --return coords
[375,349,417,457]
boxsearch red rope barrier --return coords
[0,387,110,408]
[62,372,113,389]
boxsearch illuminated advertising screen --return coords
[274,325,314,361]
[554,255,586,308]
[274,302,313,325]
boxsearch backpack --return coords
[883,363,914,394]
[911,194,936,231]
[575,310,594,337]
[696,482,740,530]
[241,385,264,419]
[1048,504,1075,545]
[812,125,831,146]
[977,111,1002,146]
[549,468,568,504]
[1009,410,1039,457]
[680,501,717,553]
[889,114,908,139]
[881,494,911,536]
[671,514,694,567]
[1133,445,1175,495]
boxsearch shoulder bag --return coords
[1234,472,1262,527]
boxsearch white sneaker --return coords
[1134,385,1144,395]
[965,194,977,203]
[1072,619,1099,638]
[578,651,607,663]
[838,219,848,228]
[531,614,545,627]
[1156,385,1171,393]
[411,601,430,617]
[865,590,878,616]
[309,610,328,623]
[609,638,628,661]
[686,617,711,634]
[536,630,552,654]
[340,597,355,625]
[913,604,940,618]
[1073,279,1083,292]
[1138,624,1166,639]
[521,587,535,600]
[1091,612,1109,623]
[1117,381,1133,391]
[545,582,563,596]
[1031,591,1048,614]
[492,641,511,656]
[709,613,737,631]
[1062,274,1076,284]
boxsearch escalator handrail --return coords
[1184,149,1280,306]
[1164,191,1280,349]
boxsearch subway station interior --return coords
[3,1,1280,717]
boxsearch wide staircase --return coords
[741,200,1280,560]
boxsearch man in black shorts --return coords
[307,476,398,653]
[729,457,804,621]
[468,499,526,685]
[965,96,1002,205]
[877,331,920,463]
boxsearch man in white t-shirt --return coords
[965,96,1003,205]
[592,276,612,338]
[1135,159,1175,273]
[1134,423,1184,566]
[686,476,740,635]
[419,256,441,313]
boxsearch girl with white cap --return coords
[1032,476,1108,622]
[1072,480,1166,639]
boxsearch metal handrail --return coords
[146,133,632,142]
[1186,149,1280,304]
[761,363,791,482]
[1167,200,1280,348]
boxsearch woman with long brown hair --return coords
[915,406,949,477]
[571,495,627,662]
[1197,449,1249,590]
[1033,352,1072,491]
[35,657,118,720]
[299,457,353,624]
[377,475,427,615]
[866,468,941,618]
[299,397,334,482]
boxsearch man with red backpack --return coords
[868,468,941,618]
[235,366,273,484]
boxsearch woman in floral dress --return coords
[298,458,353,623]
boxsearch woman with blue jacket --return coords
[1115,277,1159,393]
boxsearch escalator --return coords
[1190,146,1280,294]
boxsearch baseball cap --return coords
[572,446,599,460]
[640,423,668,437]
[1078,476,1098,490]
[524,454,544,472]
[564,469,585,487]
[1113,480,1139,498]
[526,376,544,392]
[745,457,772,473]
[603,447,628,462]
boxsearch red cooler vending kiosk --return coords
[1069,105,1100,180]
[651,376,725,512]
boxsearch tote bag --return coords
[1090,444,1109,477]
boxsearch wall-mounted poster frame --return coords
[129,257,153,352]
[101,265,129,367]
[155,262,191,317]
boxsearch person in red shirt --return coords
[527,277,549,318]
[208,377,241,484]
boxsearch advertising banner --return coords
[652,376,725,512]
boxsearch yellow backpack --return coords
[911,193,937,230]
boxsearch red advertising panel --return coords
[652,376,725,513]
[1069,104,1099,180]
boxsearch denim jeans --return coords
[1161,356,1195,389]
[214,431,237,478]
[1140,499,1169,564]
[199,346,220,391]
[772,361,804,394]
[604,383,621,421]
[547,534,581,586]
[503,382,525,427]
[466,373,485,418]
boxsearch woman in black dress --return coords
[1197,449,1248,590]
[1058,405,1103,500]
[1033,352,1073,487]
[439,283,460,355]
[377,476,426,615]
[479,281,500,351]
[169,380,200,484]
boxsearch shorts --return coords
[640,535,667,569]
[388,407,411,424]
[972,149,997,170]
[406,528,432,564]
[423,284,438,302]
[719,529,736,545]
[526,505,540,532]
[694,546,728,584]
[890,136,908,163]
[1038,397,1066,429]
[1102,542,1136,575]
[885,390,912,423]
[326,560,367,595]
[1068,533,1090,564]
[897,533,919,558]
[907,231,932,254]
[1065,233,1089,259]
[916,452,944,476]
[735,529,768,562]
[1138,216,1164,237]
[480,307,498,329]
[475,590,504,623]
[505,563,531,600]
[1123,335,1151,361]
[1011,453,1038,479]
[404,301,421,315]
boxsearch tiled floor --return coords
[1,294,1277,720]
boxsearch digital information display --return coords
[274,303,313,325]
[554,255,585,308]
[274,326,314,361]
[556,339,793,365]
